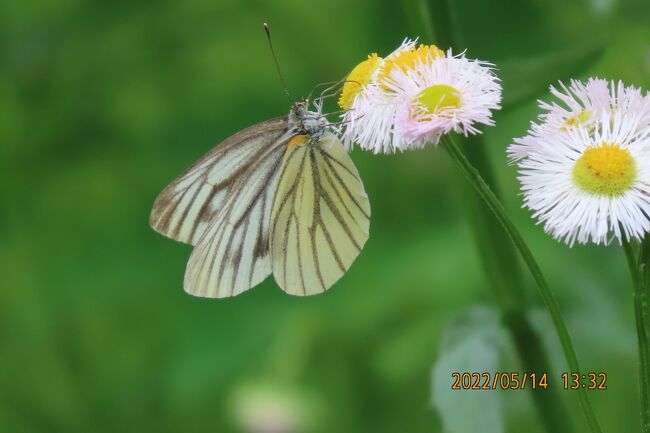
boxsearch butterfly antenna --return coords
[307,80,342,102]
[264,23,292,101]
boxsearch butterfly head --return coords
[291,100,309,118]
[288,100,329,142]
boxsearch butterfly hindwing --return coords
[269,133,371,295]
[150,117,288,245]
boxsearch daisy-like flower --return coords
[515,107,650,246]
[339,41,501,153]
[339,39,424,153]
[508,78,650,161]
[384,52,501,149]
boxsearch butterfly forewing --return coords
[182,129,293,298]
[269,133,371,296]
[150,117,288,245]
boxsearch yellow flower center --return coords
[572,143,636,196]
[562,110,593,130]
[415,84,462,114]
[379,44,444,87]
[338,53,382,110]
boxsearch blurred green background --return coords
[1,0,649,432]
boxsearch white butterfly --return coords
[150,101,371,297]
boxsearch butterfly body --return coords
[151,102,370,298]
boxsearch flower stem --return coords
[441,134,603,433]
[404,0,575,429]
[453,136,571,432]
[623,238,650,433]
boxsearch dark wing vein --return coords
[319,149,371,220]
[150,117,287,245]
[182,129,290,298]
[270,133,371,296]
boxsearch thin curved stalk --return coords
[400,0,573,429]
[441,134,603,433]
[451,137,571,432]
[623,238,650,433]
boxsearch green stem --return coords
[453,138,571,432]
[622,240,640,289]
[623,238,650,433]
[405,0,573,428]
[402,0,585,429]
[441,135,602,433]
[454,136,525,309]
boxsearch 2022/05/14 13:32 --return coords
[450,372,608,390]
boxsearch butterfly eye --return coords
[293,101,307,116]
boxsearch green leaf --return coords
[432,306,503,433]
[499,43,605,109]
[400,0,435,42]
[418,0,606,109]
